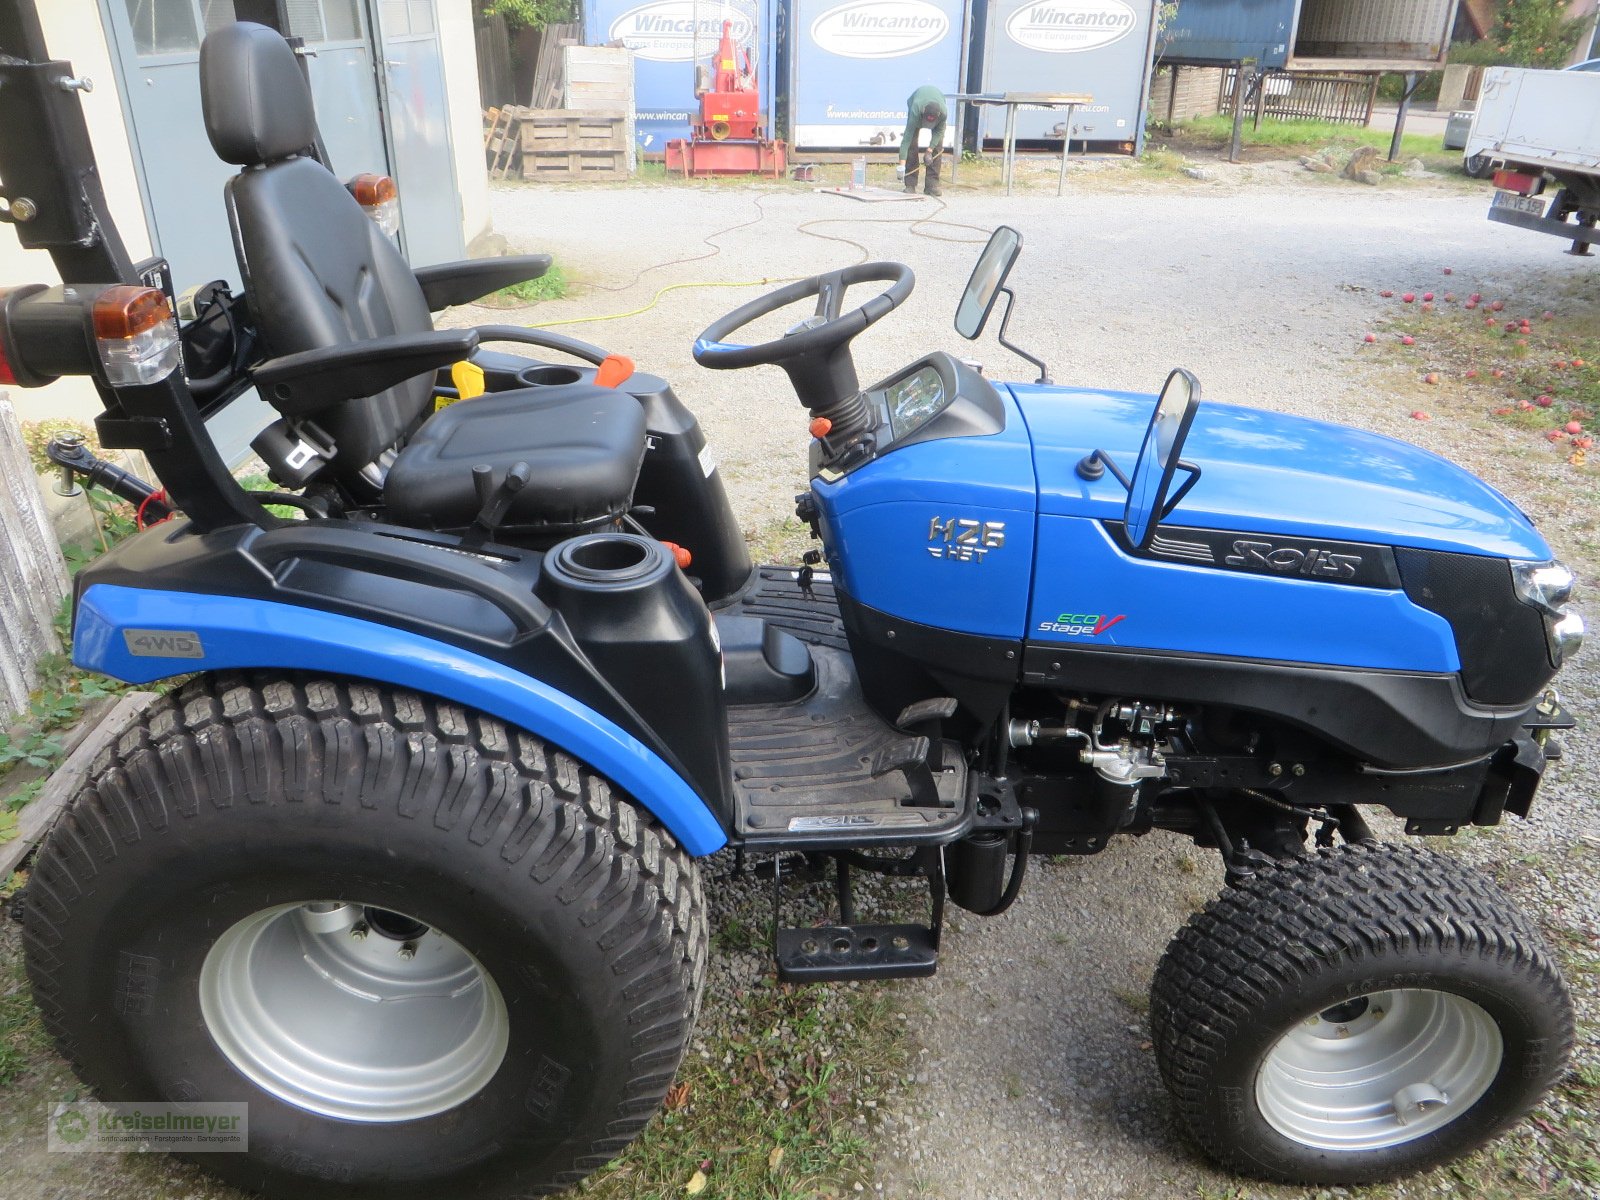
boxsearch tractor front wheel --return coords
[1149,842,1571,1185]
[22,672,707,1199]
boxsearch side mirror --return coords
[1124,368,1202,550]
[955,226,1022,340]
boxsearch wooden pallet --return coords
[521,110,629,181]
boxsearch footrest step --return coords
[775,923,937,983]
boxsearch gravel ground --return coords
[482,168,1600,1200]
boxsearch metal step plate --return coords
[776,923,938,983]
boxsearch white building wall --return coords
[440,0,491,248]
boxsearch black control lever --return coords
[463,461,530,547]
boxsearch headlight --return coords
[1512,559,1575,609]
[1513,558,1583,666]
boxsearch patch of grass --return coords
[0,916,47,1086]
[1112,985,1150,1015]
[494,260,568,305]
[745,517,814,565]
[1370,284,1600,463]
[580,980,907,1199]
[1171,114,1448,162]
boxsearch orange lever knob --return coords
[809,416,833,439]
[663,541,692,569]
[595,354,635,388]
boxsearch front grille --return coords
[1394,548,1553,708]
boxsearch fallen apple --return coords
[1537,394,1555,407]
[1424,373,1440,385]
[1492,368,1506,378]
[1566,420,1584,434]
[1380,289,1394,298]
[1465,368,1478,379]
[1411,410,1431,419]
[1491,300,1505,311]
[1469,292,1482,304]
[1364,333,1377,343]
[1443,267,1453,275]
[1577,437,1594,450]
[1543,311,1555,320]
[1402,293,1416,303]
[1547,430,1565,442]
[1422,292,1435,302]
[1574,358,1587,368]
[1401,335,1415,346]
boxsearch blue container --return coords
[974,0,1158,149]
[788,0,969,150]
[1157,0,1457,71]
[582,0,778,153]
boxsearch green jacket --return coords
[899,85,948,162]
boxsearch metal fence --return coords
[1221,70,1379,127]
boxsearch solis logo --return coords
[1037,611,1126,636]
[811,0,951,59]
[1005,0,1137,53]
[608,0,756,62]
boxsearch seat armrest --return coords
[414,255,553,311]
[252,329,480,417]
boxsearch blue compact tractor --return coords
[0,13,1583,1197]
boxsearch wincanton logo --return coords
[608,0,757,62]
[1037,611,1126,636]
[1004,0,1137,53]
[811,0,951,59]
[1224,539,1363,581]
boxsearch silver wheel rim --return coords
[199,901,509,1123]
[1256,988,1502,1151]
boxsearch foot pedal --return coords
[775,923,937,982]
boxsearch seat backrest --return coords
[199,22,433,472]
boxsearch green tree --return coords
[1488,0,1588,67]
[482,0,575,32]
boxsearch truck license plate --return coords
[1492,191,1549,218]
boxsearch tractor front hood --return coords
[1010,384,1552,562]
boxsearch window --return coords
[124,0,199,55]
[286,0,364,43]
[199,0,238,34]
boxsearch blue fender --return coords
[72,584,729,857]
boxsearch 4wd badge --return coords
[123,629,205,659]
[928,516,1005,563]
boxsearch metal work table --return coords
[946,91,1094,196]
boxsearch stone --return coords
[1341,145,1382,180]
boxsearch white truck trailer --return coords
[1465,65,1600,256]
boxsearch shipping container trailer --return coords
[581,0,778,154]
[787,0,970,150]
[970,0,1159,150]
[1159,0,1458,73]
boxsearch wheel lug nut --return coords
[350,922,369,940]
[398,940,418,960]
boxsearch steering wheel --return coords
[692,263,914,431]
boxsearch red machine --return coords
[665,20,786,178]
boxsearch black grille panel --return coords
[1394,548,1553,707]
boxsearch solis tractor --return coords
[0,14,1584,1198]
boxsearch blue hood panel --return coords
[1010,384,1551,562]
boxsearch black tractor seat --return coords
[198,21,646,538]
[386,384,645,533]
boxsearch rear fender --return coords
[72,583,729,856]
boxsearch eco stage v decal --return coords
[1037,611,1126,637]
[810,0,951,59]
[1004,0,1138,54]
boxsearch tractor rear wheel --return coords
[22,672,707,1198]
[1149,842,1571,1185]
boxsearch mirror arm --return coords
[1159,461,1203,519]
[995,287,1051,385]
[1076,449,1130,490]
